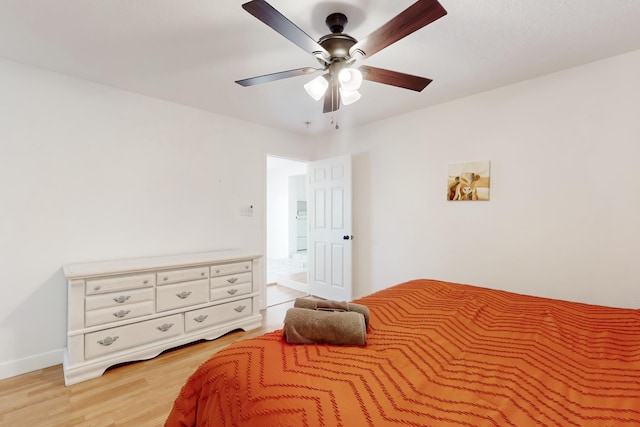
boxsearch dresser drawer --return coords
[85,300,155,328]
[157,266,209,286]
[210,272,252,289]
[156,279,209,312]
[85,287,154,311]
[86,273,155,295]
[184,298,252,332]
[84,314,183,359]
[210,282,252,301]
[210,261,252,277]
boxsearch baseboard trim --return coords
[0,349,63,381]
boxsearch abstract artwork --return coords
[447,161,491,201]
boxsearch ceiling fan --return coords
[235,0,447,113]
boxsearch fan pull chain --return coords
[329,77,339,130]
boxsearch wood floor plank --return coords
[0,300,295,426]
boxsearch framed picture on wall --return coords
[447,161,491,201]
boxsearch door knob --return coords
[343,235,353,240]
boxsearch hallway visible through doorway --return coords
[267,251,307,286]
[266,156,309,306]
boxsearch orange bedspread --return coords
[165,280,640,426]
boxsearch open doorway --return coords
[266,156,309,306]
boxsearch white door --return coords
[307,154,352,301]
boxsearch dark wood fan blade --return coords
[242,0,330,61]
[349,0,446,59]
[359,65,432,92]
[323,78,340,113]
[235,67,319,86]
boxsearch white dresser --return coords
[63,250,262,385]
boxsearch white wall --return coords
[315,49,640,309]
[0,59,315,379]
[3,48,638,380]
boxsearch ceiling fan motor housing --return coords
[318,34,357,61]
[317,13,358,62]
[326,13,347,33]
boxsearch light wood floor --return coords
[0,300,294,426]
[266,282,308,306]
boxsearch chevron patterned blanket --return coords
[165,279,640,426]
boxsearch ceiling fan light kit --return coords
[236,0,447,114]
[339,88,361,106]
[305,67,362,103]
[304,75,330,101]
[338,68,363,91]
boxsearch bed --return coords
[165,279,640,426]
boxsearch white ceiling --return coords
[1,1,639,136]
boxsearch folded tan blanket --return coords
[283,308,366,346]
[294,298,370,328]
[316,300,349,311]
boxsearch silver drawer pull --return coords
[97,336,119,346]
[113,309,131,318]
[215,269,220,274]
[227,277,238,284]
[234,305,246,313]
[156,323,174,332]
[163,277,168,281]
[143,280,149,284]
[113,295,131,304]
[227,288,238,295]
[201,272,205,276]
[194,315,208,323]
[176,291,192,299]
[245,265,249,270]
[94,285,101,291]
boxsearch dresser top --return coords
[64,250,262,279]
